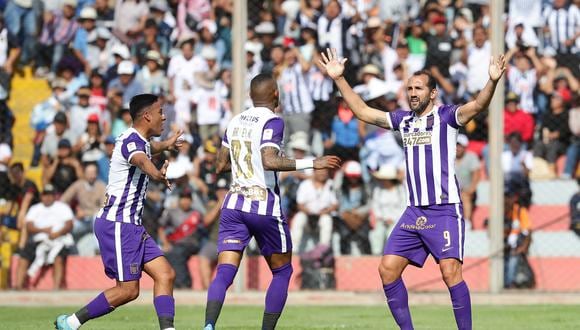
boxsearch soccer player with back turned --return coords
[203,74,341,330]
[320,48,506,330]
[55,94,183,330]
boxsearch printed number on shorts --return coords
[231,139,254,179]
[443,230,451,247]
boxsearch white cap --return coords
[117,60,134,75]
[112,44,130,60]
[200,46,218,60]
[197,19,217,34]
[366,16,382,29]
[166,162,187,180]
[343,161,362,177]
[79,6,97,20]
[244,42,261,55]
[457,134,469,147]
[373,164,398,180]
[96,27,111,39]
[288,132,310,152]
[365,77,389,101]
[255,21,276,35]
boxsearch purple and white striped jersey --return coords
[387,104,462,206]
[96,128,151,225]
[221,107,284,217]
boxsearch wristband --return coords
[295,159,314,170]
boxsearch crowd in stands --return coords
[0,0,578,289]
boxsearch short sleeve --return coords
[222,129,230,148]
[121,133,147,162]
[438,104,462,129]
[25,205,38,222]
[387,109,408,131]
[260,117,284,150]
[296,181,309,204]
[59,203,74,221]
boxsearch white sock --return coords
[163,328,176,330]
[66,314,82,329]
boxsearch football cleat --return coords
[203,324,215,330]
[54,315,73,330]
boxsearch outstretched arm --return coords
[150,130,184,155]
[130,154,171,189]
[319,48,391,129]
[261,147,341,172]
[457,55,507,125]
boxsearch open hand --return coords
[489,54,507,82]
[160,160,172,190]
[319,48,348,80]
[168,129,184,151]
[314,155,342,169]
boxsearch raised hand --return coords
[314,155,342,169]
[489,54,507,82]
[168,129,184,151]
[160,160,172,190]
[319,48,348,80]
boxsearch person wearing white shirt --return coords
[502,132,533,182]
[466,26,491,94]
[291,168,338,253]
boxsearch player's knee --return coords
[272,263,293,281]
[119,286,140,302]
[156,267,176,286]
[440,263,462,286]
[378,261,399,283]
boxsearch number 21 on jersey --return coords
[231,139,254,179]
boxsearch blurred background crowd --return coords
[0,0,578,291]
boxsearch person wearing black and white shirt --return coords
[543,0,580,76]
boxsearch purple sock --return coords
[265,263,293,313]
[205,264,238,326]
[154,295,175,329]
[449,281,472,330]
[81,292,114,322]
[383,278,413,330]
[207,264,238,303]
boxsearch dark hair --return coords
[10,162,24,171]
[508,132,523,143]
[129,94,159,120]
[412,70,437,91]
[250,73,276,95]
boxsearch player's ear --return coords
[430,88,438,100]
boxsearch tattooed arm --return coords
[261,147,342,171]
[216,146,231,174]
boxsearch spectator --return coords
[563,103,579,179]
[113,0,149,43]
[503,132,533,182]
[542,0,580,77]
[280,132,314,215]
[192,139,219,202]
[131,18,169,66]
[8,162,39,243]
[111,107,131,138]
[68,86,101,143]
[136,50,169,95]
[505,48,544,115]
[503,92,535,146]
[94,0,114,27]
[104,43,130,83]
[107,60,143,105]
[278,46,314,137]
[39,111,75,168]
[0,140,10,180]
[72,6,97,76]
[158,188,205,289]
[192,46,223,140]
[316,0,356,59]
[75,113,106,162]
[59,162,105,256]
[368,164,405,255]
[571,179,580,236]
[291,168,338,253]
[465,25,491,95]
[15,184,73,290]
[455,134,480,226]
[3,0,40,65]
[96,135,114,184]
[423,15,454,79]
[324,97,360,161]
[533,91,572,176]
[42,139,82,195]
[335,160,370,255]
[195,19,226,66]
[88,70,107,111]
[361,17,397,82]
[503,183,534,289]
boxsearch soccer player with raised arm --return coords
[320,48,506,330]
[203,74,341,330]
[55,94,183,330]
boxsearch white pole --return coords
[489,0,505,293]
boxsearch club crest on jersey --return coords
[400,216,436,230]
[416,216,427,227]
[130,263,139,275]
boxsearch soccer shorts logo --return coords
[416,216,427,227]
[130,263,139,275]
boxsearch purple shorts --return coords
[217,209,292,256]
[94,217,163,282]
[384,204,465,267]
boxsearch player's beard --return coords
[410,96,430,114]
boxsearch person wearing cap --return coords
[203,74,341,330]
[504,91,534,145]
[14,184,74,290]
[76,112,107,163]
[54,94,184,330]
[321,41,507,328]
[35,0,79,75]
[369,164,406,255]
[505,46,544,114]
[85,27,114,75]
[137,50,169,95]
[455,134,480,226]
[69,86,101,142]
[72,6,98,75]
[108,60,144,105]
[362,16,398,82]
[533,90,572,176]
[167,32,208,128]
[104,43,131,83]
[195,19,226,66]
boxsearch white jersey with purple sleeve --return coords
[386,104,462,206]
[96,128,151,225]
[221,107,284,217]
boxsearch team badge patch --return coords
[127,142,137,152]
[262,129,273,140]
[130,263,139,275]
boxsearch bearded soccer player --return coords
[203,74,341,330]
[55,94,183,330]
[320,48,506,330]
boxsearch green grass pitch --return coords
[1,305,579,329]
